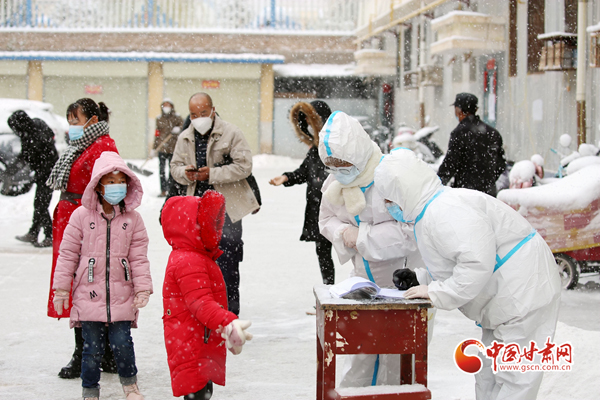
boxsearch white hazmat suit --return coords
[374,149,561,400]
[317,112,428,387]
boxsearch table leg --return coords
[400,354,413,384]
[323,311,337,400]
[414,308,428,387]
[317,336,324,400]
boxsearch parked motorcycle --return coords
[388,124,444,166]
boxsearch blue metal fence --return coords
[0,0,357,32]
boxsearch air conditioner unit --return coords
[538,32,577,71]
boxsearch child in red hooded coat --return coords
[161,192,252,399]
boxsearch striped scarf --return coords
[46,121,110,191]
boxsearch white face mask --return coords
[162,106,172,114]
[191,109,214,135]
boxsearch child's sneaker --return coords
[123,383,144,400]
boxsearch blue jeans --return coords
[81,321,137,393]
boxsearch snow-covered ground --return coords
[1,154,599,400]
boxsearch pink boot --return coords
[123,383,144,400]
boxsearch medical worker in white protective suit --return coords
[374,149,561,400]
[318,111,431,388]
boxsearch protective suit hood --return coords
[318,111,373,171]
[374,149,442,222]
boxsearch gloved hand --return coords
[132,291,151,309]
[342,226,359,249]
[404,285,430,300]
[392,269,420,290]
[53,289,70,315]
[149,149,157,158]
[172,126,181,134]
[222,319,253,355]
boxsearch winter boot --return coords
[122,382,144,400]
[184,381,213,400]
[59,327,83,379]
[33,237,52,248]
[15,232,38,243]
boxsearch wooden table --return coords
[314,285,432,400]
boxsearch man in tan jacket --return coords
[171,92,260,315]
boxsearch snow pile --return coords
[565,156,600,175]
[509,160,536,188]
[273,63,355,77]
[578,143,599,157]
[0,50,285,64]
[498,164,600,211]
[336,384,428,396]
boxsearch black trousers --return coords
[216,214,243,316]
[29,176,53,238]
[315,238,335,285]
[158,152,173,193]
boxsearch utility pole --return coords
[576,0,588,145]
[418,11,426,127]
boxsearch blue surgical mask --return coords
[101,183,127,205]
[330,165,360,185]
[68,125,84,141]
[386,202,413,223]
[68,118,91,141]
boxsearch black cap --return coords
[451,93,478,114]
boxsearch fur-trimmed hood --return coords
[289,101,331,147]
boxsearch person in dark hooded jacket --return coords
[269,100,335,284]
[7,110,59,247]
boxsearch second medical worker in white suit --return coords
[318,111,427,387]
[374,149,561,400]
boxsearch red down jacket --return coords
[161,193,238,397]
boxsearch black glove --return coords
[393,269,419,290]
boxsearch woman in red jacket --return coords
[161,193,252,399]
[46,98,119,379]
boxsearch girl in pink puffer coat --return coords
[53,151,152,400]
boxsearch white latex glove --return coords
[132,291,151,309]
[222,319,253,355]
[172,126,181,134]
[342,226,359,249]
[404,285,430,300]
[53,289,70,315]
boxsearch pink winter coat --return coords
[53,151,152,328]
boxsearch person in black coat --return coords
[8,110,59,247]
[269,100,335,284]
[437,93,506,197]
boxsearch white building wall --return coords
[392,0,600,172]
